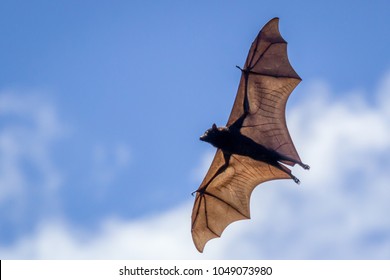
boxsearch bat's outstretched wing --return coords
[228,17,301,165]
[191,150,290,252]
[191,18,302,252]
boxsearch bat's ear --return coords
[212,123,217,130]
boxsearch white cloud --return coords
[0,89,134,230]
[1,71,390,259]
[190,149,215,183]
[0,90,66,217]
[0,203,206,259]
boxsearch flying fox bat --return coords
[191,17,309,252]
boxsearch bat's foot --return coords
[291,174,300,184]
[300,163,310,170]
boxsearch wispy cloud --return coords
[0,89,134,242]
[1,71,390,259]
[90,142,131,186]
[0,90,66,221]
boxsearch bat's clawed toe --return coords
[301,163,310,170]
[295,161,310,170]
[292,175,300,184]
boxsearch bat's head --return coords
[200,123,218,142]
[200,123,228,148]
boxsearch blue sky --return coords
[0,0,390,258]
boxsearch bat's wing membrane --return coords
[227,17,301,165]
[191,149,290,252]
[192,18,302,252]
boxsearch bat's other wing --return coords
[191,149,290,252]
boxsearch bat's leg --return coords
[300,163,310,170]
[290,174,300,184]
[274,161,301,184]
[192,153,231,195]
[293,161,310,170]
[278,153,310,170]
